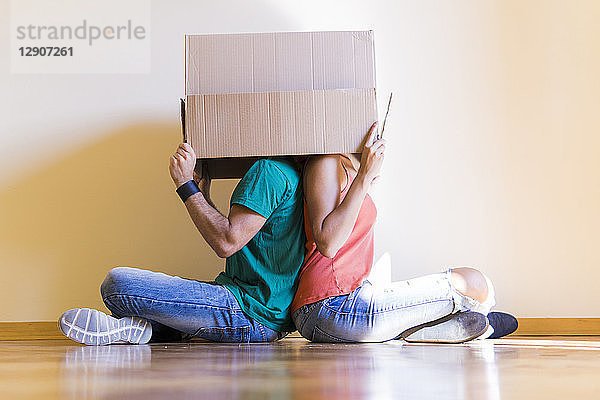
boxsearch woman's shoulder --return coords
[305,155,345,178]
[305,155,348,193]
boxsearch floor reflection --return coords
[57,339,507,400]
[61,344,152,399]
[0,337,595,399]
[286,341,503,400]
[63,343,152,369]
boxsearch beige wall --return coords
[1,0,599,321]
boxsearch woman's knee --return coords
[450,267,489,304]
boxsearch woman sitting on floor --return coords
[291,122,517,343]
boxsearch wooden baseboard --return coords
[1,318,599,341]
[512,318,600,336]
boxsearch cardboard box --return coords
[182,31,377,178]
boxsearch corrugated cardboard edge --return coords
[180,98,186,142]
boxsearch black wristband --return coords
[176,180,200,202]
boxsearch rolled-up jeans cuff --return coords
[445,269,495,316]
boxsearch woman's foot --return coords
[401,311,489,344]
[58,308,152,345]
[487,311,518,338]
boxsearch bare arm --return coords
[183,194,266,258]
[169,143,266,258]
[305,122,386,258]
[304,156,368,257]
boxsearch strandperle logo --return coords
[15,20,147,46]
[10,0,151,74]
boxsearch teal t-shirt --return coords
[214,157,305,332]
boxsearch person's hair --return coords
[292,155,309,174]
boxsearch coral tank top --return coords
[291,159,377,313]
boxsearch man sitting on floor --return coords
[58,142,305,344]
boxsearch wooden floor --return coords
[1,336,599,399]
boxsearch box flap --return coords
[186,88,376,158]
[185,31,376,95]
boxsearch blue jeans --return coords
[292,270,495,343]
[100,267,283,343]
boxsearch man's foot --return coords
[58,308,152,345]
[400,311,489,344]
[487,311,518,339]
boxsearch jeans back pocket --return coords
[312,325,349,343]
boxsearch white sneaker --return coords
[58,308,152,345]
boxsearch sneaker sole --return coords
[58,308,152,345]
[402,311,489,344]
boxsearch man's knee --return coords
[100,266,136,299]
[450,267,489,304]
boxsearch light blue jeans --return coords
[292,270,495,343]
[100,267,283,343]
